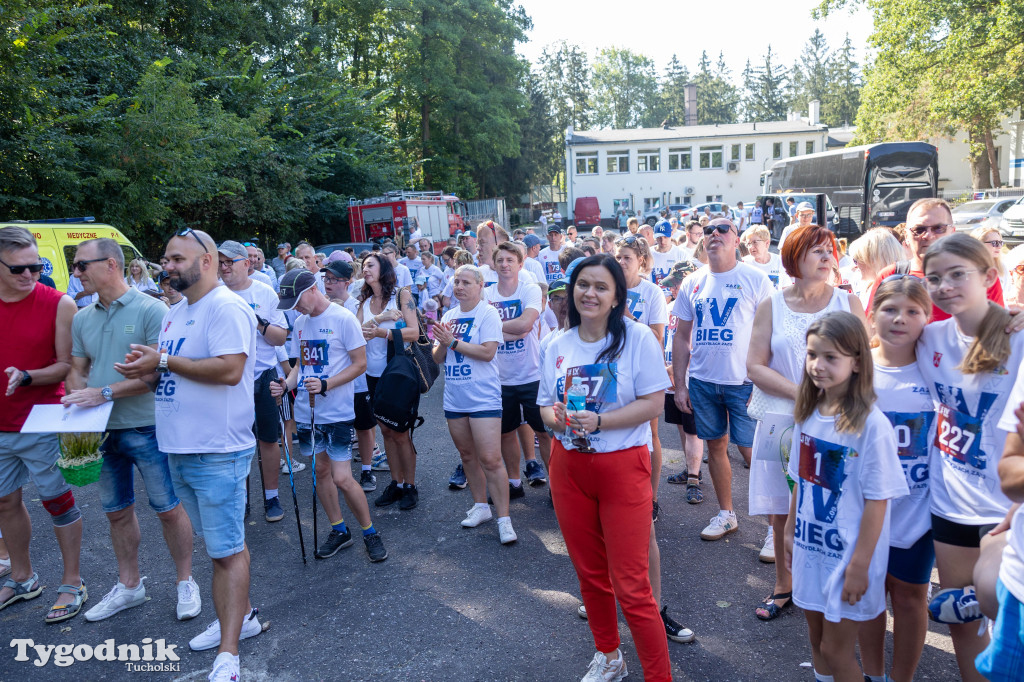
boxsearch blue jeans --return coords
[687,377,756,447]
[100,425,179,514]
[168,448,254,559]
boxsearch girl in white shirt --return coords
[859,276,935,682]
[784,311,907,682]
[915,233,1024,682]
[538,253,673,682]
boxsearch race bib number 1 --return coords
[935,404,983,468]
[797,434,849,492]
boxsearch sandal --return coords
[686,482,704,504]
[0,572,42,611]
[755,591,792,621]
[668,469,703,485]
[44,582,87,624]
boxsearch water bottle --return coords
[566,377,587,413]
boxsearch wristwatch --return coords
[319,378,328,396]
[101,386,114,402]
[157,351,170,374]
[19,370,32,387]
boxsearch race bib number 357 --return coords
[557,363,618,413]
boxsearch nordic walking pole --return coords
[309,384,320,559]
[253,426,268,515]
[275,385,307,564]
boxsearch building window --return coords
[745,143,754,160]
[789,141,798,157]
[637,149,660,172]
[606,150,629,174]
[805,141,814,155]
[773,142,782,159]
[731,144,741,161]
[575,152,597,175]
[699,145,723,170]
[643,197,661,211]
[668,147,692,171]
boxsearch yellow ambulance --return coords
[0,218,145,292]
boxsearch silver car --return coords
[951,198,1017,231]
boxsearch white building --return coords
[564,118,829,221]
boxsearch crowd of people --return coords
[2,196,1024,682]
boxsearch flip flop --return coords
[755,591,792,621]
[44,582,87,624]
[0,572,42,611]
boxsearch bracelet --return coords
[597,415,601,430]
[319,378,328,396]
[449,339,459,350]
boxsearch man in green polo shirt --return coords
[61,237,200,623]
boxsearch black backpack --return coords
[373,332,423,434]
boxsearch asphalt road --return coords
[2,381,961,681]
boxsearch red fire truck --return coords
[348,191,467,251]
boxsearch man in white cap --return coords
[776,201,817,252]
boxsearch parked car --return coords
[642,203,690,225]
[574,196,601,227]
[679,202,731,222]
[998,196,1024,245]
[952,198,1017,231]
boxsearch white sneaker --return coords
[497,517,517,544]
[208,651,240,682]
[177,576,202,620]
[280,458,305,473]
[370,449,389,471]
[577,604,588,620]
[189,608,262,651]
[581,650,628,682]
[84,579,147,622]
[461,506,493,528]
[759,528,776,563]
[700,512,739,541]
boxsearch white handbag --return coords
[747,385,793,422]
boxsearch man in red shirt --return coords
[0,226,82,623]
[868,198,1003,320]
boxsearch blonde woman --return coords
[970,226,1009,296]
[847,228,905,306]
[125,258,158,293]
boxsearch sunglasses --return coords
[0,257,44,275]
[703,224,733,236]
[175,228,208,253]
[909,223,949,237]
[983,239,1004,249]
[72,257,110,272]
[241,242,257,248]
[616,235,640,247]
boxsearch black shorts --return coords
[254,368,282,442]
[931,514,998,548]
[353,390,377,431]
[664,393,697,435]
[501,381,545,434]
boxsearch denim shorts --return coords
[167,448,254,559]
[687,377,756,447]
[444,409,502,420]
[976,578,1024,682]
[99,426,179,514]
[0,431,68,500]
[297,422,354,462]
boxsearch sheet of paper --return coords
[21,402,114,433]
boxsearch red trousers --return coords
[550,440,672,681]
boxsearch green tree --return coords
[817,0,1024,188]
[821,34,860,127]
[789,29,830,118]
[658,54,691,126]
[590,47,659,129]
[743,46,789,122]
[694,51,739,124]
[537,40,592,187]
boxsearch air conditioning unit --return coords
[683,186,695,196]
[727,162,739,172]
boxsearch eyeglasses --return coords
[323,275,348,285]
[218,258,244,269]
[924,268,978,289]
[0,257,44,275]
[703,224,733,236]
[909,223,950,237]
[175,228,209,253]
[983,239,1004,249]
[747,239,767,246]
[72,257,110,272]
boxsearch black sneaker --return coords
[374,480,404,507]
[448,463,467,490]
[661,605,695,643]
[315,529,354,559]
[509,482,526,500]
[652,499,660,523]
[264,496,284,522]
[399,485,418,510]
[524,460,547,486]
[363,532,388,562]
[359,470,377,492]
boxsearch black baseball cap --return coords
[277,269,317,310]
[321,261,353,280]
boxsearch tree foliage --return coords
[590,47,659,129]
[742,46,790,123]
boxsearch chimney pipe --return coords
[808,100,820,126]
[684,83,697,126]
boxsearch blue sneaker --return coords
[928,586,983,624]
[524,460,547,486]
[448,463,467,490]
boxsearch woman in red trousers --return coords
[539,253,672,682]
